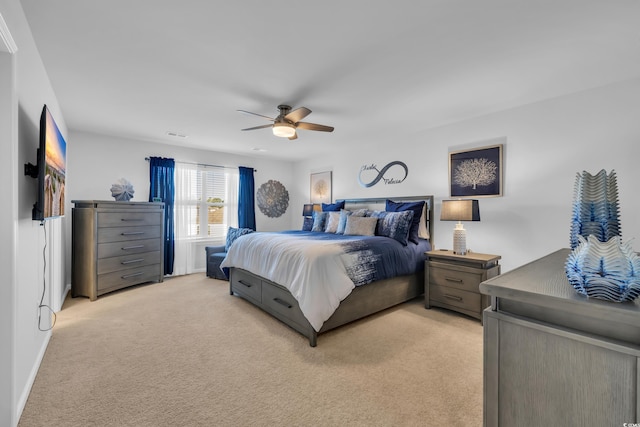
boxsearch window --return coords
[175,162,238,241]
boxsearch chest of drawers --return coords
[72,200,164,300]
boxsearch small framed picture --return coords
[449,144,503,197]
[310,171,332,204]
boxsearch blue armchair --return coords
[205,245,228,280]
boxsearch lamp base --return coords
[453,223,467,255]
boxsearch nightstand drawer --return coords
[429,285,480,312]
[429,262,482,292]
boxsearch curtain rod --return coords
[145,157,256,172]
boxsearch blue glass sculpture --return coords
[566,235,640,302]
[565,169,639,302]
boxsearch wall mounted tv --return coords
[24,105,67,221]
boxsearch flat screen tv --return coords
[26,105,67,221]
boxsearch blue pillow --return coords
[311,211,329,232]
[302,216,314,231]
[225,227,254,251]
[322,200,345,212]
[370,210,414,245]
[386,200,425,244]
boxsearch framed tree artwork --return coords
[310,171,332,204]
[449,144,503,197]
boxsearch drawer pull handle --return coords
[121,272,144,279]
[121,258,144,265]
[122,245,145,250]
[273,297,292,309]
[445,277,464,283]
[444,294,463,302]
[121,231,145,236]
[238,280,252,288]
[121,218,144,221]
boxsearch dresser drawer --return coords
[97,225,162,243]
[97,211,162,228]
[97,264,161,292]
[262,282,307,328]
[97,251,161,275]
[97,238,162,259]
[429,284,480,312]
[231,269,262,304]
[429,262,483,292]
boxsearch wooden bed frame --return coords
[229,195,434,347]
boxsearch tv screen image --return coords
[27,105,67,221]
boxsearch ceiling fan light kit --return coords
[239,104,334,140]
[272,122,296,138]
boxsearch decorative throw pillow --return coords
[311,211,329,232]
[302,216,314,231]
[336,208,368,234]
[343,216,378,236]
[321,200,345,212]
[336,209,352,234]
[385,200,425,244]
[325,211,342,233]
[370,210,414,245]
[225,227,254,251]
[418,204,430,239]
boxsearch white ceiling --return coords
[19,0,640,161]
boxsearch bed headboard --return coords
[340,195,434,245]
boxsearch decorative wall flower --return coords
[257,179,289,218]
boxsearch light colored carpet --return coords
[19,274,483,427]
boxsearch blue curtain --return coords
[149,157,175,275]
[238,166,256,230]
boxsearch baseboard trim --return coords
[16,329,51,424]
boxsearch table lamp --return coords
[440,199,480,255]
[302,204,314,217]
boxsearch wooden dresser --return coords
[72,200,164,301]
[480,249,640,426]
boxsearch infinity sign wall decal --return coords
[358,161,409,188]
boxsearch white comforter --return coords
[220,232,358,331]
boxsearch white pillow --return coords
[343,216,378,236]
[418,206,430,239]
[325,211,341,233]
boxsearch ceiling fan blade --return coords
[237,110,275,121]
[296,122,334,132]
[288,132,298,141]
[285,107,311,123]
[241,124,273,131]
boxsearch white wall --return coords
[1,0,68,425]
[293,79,640,273]
[66,131,295,277]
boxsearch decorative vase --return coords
[565,235,640,302]
[565,169,638,302]
[569,169,620,249]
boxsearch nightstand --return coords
[425,249,501,322]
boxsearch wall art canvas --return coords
[449,144,503,197]
[310,171,332,204]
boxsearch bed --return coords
[220,195,434,346]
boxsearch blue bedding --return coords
[277,230,431,286]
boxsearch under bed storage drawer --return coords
[231,269,262,304]
[262,282,307,329]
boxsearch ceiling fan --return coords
[238,105,334,140]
